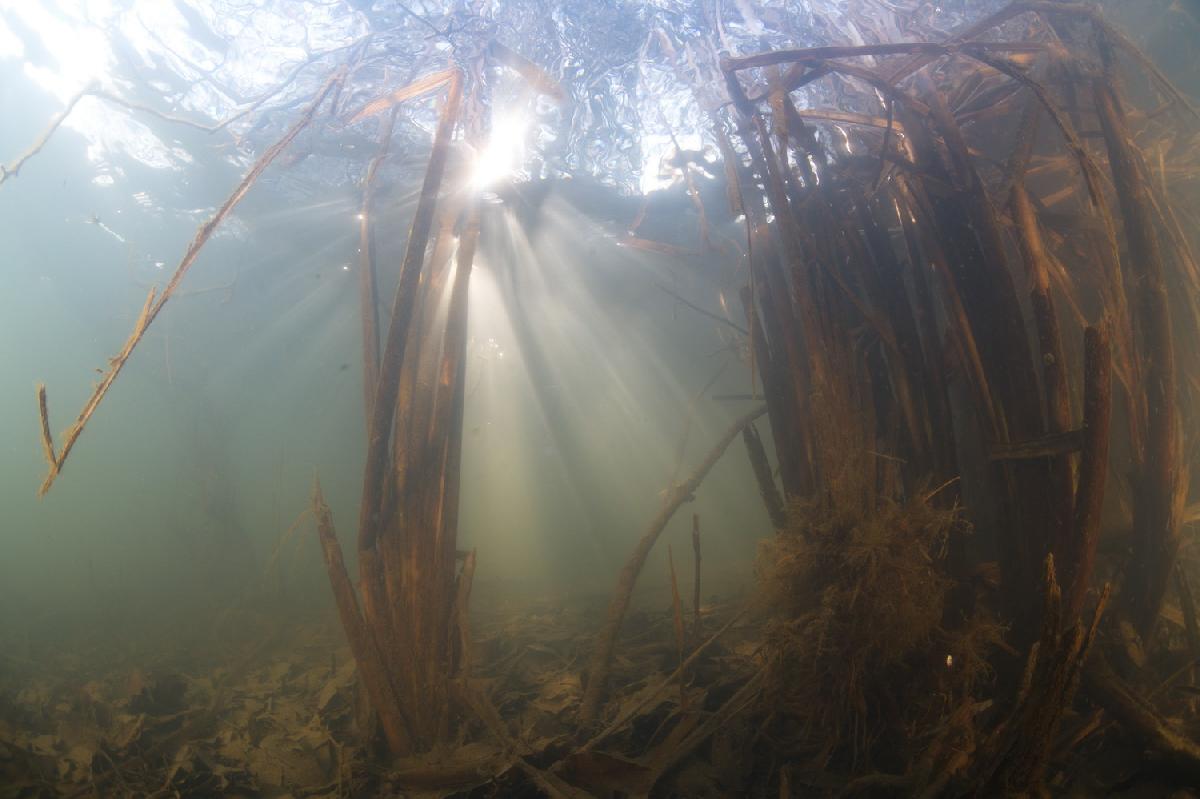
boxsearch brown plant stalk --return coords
[35,65,348,497]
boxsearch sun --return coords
[471,112,528,189]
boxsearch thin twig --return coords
[1,83,95,187]
[35,384,57,480]
[656,283,749,335]
[35,65,347,497]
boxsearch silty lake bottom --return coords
[2,0,1200,795]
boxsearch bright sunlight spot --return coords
[471,113,528,189]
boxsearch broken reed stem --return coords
[35,66,348,497]
[938,242,1008,442]
[1177,566,1200,662]
[682,163,713,248]
[667,365,730,489]
[965,558,1110,794]
[791,108,904,130]
[454,549,477,679]
[348,68,456,125]
[580,607,749,752]
[358,107,398,427]
[35,384,57,481]
[262,506,314,585]
[988,431,1083,462]
[969,51,1108,209]
[738,81,834,416]
[667,544,688,711]
[691,514,702,638]
[964,48,1137,388]
[898,178,1002,440]
[1094,75,1185,638]
[1085,653,1200,780]
[37,285,152,496]
[579,404,767,724]
[311,476,412,755]
[1,83,94,187]
[646,671,764,784]
[742,422,786,528]
[656,283,749,336]
[487,41,567,102]
[1010,182,1071,435]
[872,98,895,191]
[884,3,1197,123]
[358,69,463,552]
[1063,323,1111,620]
[1010,175,1076,563]
[722,41,1045,72]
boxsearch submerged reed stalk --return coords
[1094,72,1186,638]
[34,65,348,497]
[580,404,767,724]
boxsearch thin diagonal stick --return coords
[1,83,94,187]
[35,66,347,497]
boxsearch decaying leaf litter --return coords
[4,0,1200,795]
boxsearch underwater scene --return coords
[2,0,1199,795]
